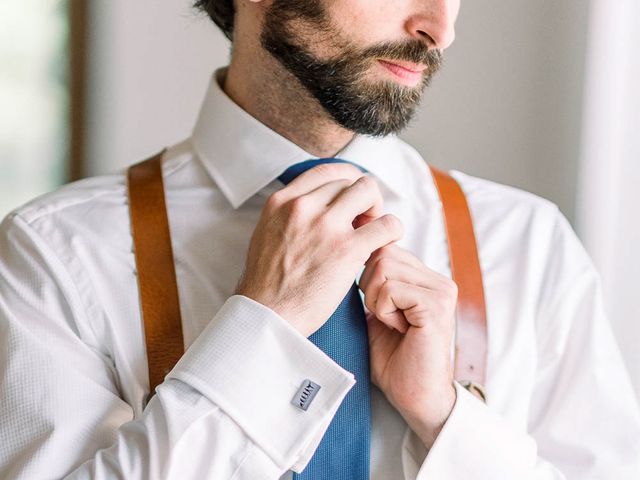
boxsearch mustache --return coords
[356,39,443,75]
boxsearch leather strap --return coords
[126,150,488,401]
[127,149,184,400]
[428,164,488,397]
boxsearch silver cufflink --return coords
[292,379,321,411]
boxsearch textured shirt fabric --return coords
[1,66,639,479]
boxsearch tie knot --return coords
[278,157,368,185]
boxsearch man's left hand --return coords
[358,243,458,449]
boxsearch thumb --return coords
[366,311,391,344]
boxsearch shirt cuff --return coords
[408,381,538,479]
[166,294,356,472]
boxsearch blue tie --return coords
[278,158,371,480]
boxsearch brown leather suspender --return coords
[429,165,488,401]
[127,149,184,399]
[127,151,488,401]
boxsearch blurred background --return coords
[0,1,638,395]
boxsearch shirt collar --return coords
[191,66,409,209]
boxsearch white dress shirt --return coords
[1,66,639,479]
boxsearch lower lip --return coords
[377,60,424,86]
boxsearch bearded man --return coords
[0,1,639,479]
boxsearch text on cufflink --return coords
[292,379,321,411]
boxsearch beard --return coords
[259,0,443,137]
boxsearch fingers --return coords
[372,280,447,330]
[359,245,459,333]
[366,244,425,272]
[358,258,434,317]
[302,178,356,208]
[327,174,385,225]
[352,214,404,260]
[369,301,411,334]
[275,166,385,230]
[365,310,400,348]
[268,162,404,264]
[288,175,385,229]
[270,163,365,207]
[369,280,422,332]
[359,245,453,295]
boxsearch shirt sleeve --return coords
[0,213,354,479]
[405,207,640,479]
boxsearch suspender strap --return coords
[127,149,184,398]
[126,150,488,401]
[428,164,488,399]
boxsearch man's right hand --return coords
[235,162,404,337]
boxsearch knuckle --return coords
[336,178,353,190]
[357,175,382,199]
[355,174,375,189]
[265,190,284,211]
[341,163,366,178]
[366,175,382,195]
[315,162,361,180]
[369,244,391,266]
[309,163,334,177]
[380,243,398,255]
[370,269,385,292]
[332,180,354,204]
[367,246,384,264]
[288,196,311,220]
[381,214,403,236]
[378,279,393,299]
[376,256,393,275]
[335,237,355,260]
[376,280,396,315]
[315,212,334,232]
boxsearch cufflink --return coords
[292,379,321,411]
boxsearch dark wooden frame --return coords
[68,0,88,181]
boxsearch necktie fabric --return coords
[278,158,372,480]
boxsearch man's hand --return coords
[236,164,403,337]
[358,244,458,449]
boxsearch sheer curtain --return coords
[577,0,640,395]
[0,1,68,219]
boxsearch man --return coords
[0,0,639,478]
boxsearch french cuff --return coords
[166,294,356,472]
[406,381,538,480]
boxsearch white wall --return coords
[85,1,639,392]
[577,0,640,395]
[85,0,229,175]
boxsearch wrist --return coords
[399,384,457,450]
[234,285,306,336]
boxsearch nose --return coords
[405,0,457,50]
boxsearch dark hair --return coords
[194,0,236,41]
